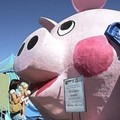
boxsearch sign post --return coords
[64,76,86,119]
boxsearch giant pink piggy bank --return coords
[14,0,120,119]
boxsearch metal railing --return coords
[0,104,7,120]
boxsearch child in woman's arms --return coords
[18,82,31,119]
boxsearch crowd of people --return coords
[9,79,31,120]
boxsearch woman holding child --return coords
[9,79,31,120]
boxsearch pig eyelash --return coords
[57,20,75,36]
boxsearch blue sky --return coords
[0,0,119,62]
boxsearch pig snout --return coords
[73,35,113,77]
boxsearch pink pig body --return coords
[14,4,120,120]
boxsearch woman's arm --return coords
[10,90,23,104]
[11,93,22,104]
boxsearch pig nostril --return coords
[17,43,25,56]
[27,35,38,50]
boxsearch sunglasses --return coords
[105,22,120,47]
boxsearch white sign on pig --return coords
[14,0,120,119]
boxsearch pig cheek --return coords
[73,36,113,77]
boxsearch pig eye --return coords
[57,20,75,36]
[27,35,38,50]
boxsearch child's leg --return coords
[22,102,25,115]
[21,102,25,116]
[21,102,27,119]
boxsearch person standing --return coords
[18,82,31,119]
[9,79,26,120]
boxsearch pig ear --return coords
[39,17,57,31]
[71,0,107,12]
